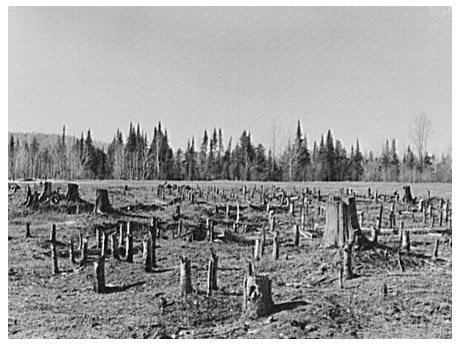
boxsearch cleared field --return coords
[8,180,452,338]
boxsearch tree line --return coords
[8,121,451,183]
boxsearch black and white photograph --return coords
[7,4,453,339]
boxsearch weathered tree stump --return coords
[272,231,279,261]
[101,231,108,256]
[80,238,88,266]
[343,241,353,280]
[206,251,218,296]
[110,233,120,260]
[179,256,192,296]
[401,229,410,253]
[322,197,365,247]
[143,236,153,272]
[338,264,344,289]
[39,181,53,202]
[25,222,31,238]
[65,183,81,202]
[125,234,134,263]
[48,224,59,274]
[69,240,76,264]
[150,218,157,268]
[93,189,112,214]
[254,239,261,261]
[93,256,106,293]
[242,274,274,319]
[432,238,440,258]
[293,224,300,247]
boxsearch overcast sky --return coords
[9,6,451,156]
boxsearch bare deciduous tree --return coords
[410,112,432,167]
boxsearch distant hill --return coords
[8,132,108,150]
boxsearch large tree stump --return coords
[403,186,415,204]
[93,256,106,293]
[65,183,81,202]
[39,181,53,202]
[179,256,192,296]
[322,196,367,248]
[242,274,274,319]
[93,189,112,214]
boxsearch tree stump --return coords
[93,189,112,214]
[111,233,120,260]
[293,224,300,247]
[432,238,440,258]
[143,236,153,272]
[242,274,274,319]
[272,231,279,261]
[343,241,353,280]
[254,239,261,261]
[101,231,108,256]
[150,218,157,268]
[39,181,53,202]
[65,183,81,202]
[25,222,31,238]
[93,256,106,293]
[401,230,410,253]
[126,235,134,263]
[69,240,76,264]
[179,256,192,296]
[206,251,218,296]
[80,238,88,266]
[377,204,383,230]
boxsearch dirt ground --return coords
[8,180,452,338]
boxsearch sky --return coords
[8,6,451,157]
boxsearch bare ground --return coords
[8,180,452,338]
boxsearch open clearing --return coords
[8,180,451,338]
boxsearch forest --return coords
[8,120,451,183]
